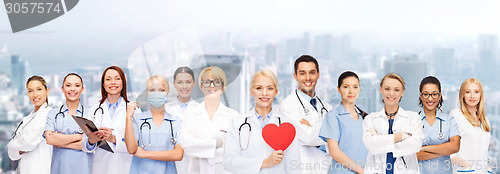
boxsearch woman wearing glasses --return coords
[44,73,93,174]
[82,66,133,174]
[224,70,300,174]
[181,66,240,174]
[362,73,424,174]
[124,75,184,173]
[8,76,53,174]
[449,78,491,174]
[416,76,460,174]
[166,66,199,174]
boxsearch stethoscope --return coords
[140,118,176,147]
[12,105,49,138]
[55,104,85,133]
[295,90,328,116]
[93,101,127,127]
[94,103,104,127]
[419,111,444,140]
[239,116,281,150]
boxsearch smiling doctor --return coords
[362,73,424,174]
[279,55,333,173]
[82,66,133,174]
[224,70,300,174]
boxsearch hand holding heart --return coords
[261,122,295,169]
[261,150,283,169]
[262,122,296,151]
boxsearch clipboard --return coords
[71,116,114,153]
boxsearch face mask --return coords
[147,92,167,108]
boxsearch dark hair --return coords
[294,55,319,74]
[26,75,49,104]
[337,71,359,88]
[62,73,83,87]
[418,76,443,112]
[174,66,195,81]
[99,66,129,104]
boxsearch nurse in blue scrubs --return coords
[416,76,460,173]
[124,75,183,174]
[319,71,369,174]
[44,73,94,174]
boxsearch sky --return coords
[1,0,500,74]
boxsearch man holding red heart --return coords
[279,55,334,173]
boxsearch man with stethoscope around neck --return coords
[279,55,333,174]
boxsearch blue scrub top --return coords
[44,103,93,174]
[319,103,368,174]
[129,110,181,174]
[418,110,460,174]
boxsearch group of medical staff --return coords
[7,55,493,174]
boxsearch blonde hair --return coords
[251,70,279,90]
[380,73,405,90]
[459,78,490,132]
[146,75,169,93]
[198,66,227,91]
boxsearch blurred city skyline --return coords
[1,0,500,173]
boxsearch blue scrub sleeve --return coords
[318,111,341,142]
[449,116,460,138]
[43,108,57,138]
[132,113,141,144]
[173,119,182,145]
[86,140,97,151]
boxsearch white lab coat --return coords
[181,101,240,174]
[82,98,133,174]
[224,108,302,174]
[8,103,53,174]
[362,107,424,174]
[166,98,199,174]
[449,109,491,174]
[279,91,333,174]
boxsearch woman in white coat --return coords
[362,73,424,174]
[224,70,300,174]
[82,66,133,174]
[449,78,491,174]
[8,75,53,174]
[181,66,240,174]
[166,66,200,174]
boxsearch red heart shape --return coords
[262,122,296,151]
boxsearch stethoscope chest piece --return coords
[304,108,310,115]
[438,132,444,140]
[170,137,176,145]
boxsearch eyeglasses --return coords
[201,79,223,88]
[420,92,441,99]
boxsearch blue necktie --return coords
[310,98,317,111]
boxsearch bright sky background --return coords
[1,0,499,74]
